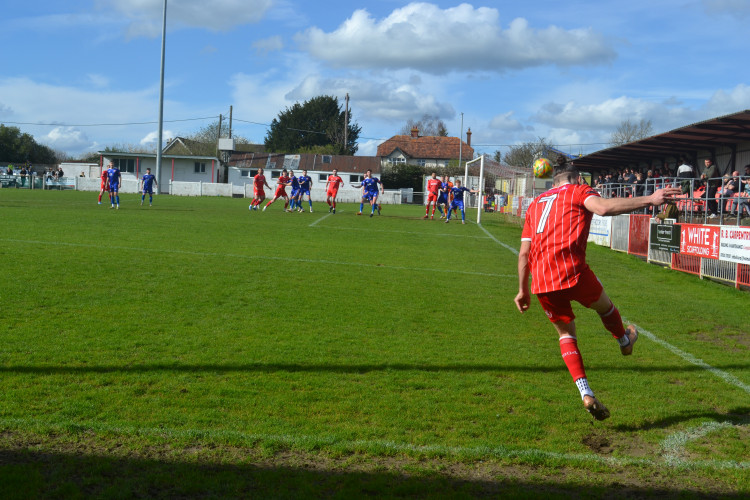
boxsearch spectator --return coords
[644,170,655,196]
[676,157,694,194]
[6,164,13,175]
[634,171,645,197]
[19,166,27,187]
[80,171,86,177]
[700,158,720,218]
[56,167,65,180]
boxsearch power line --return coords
[1,116,220,127]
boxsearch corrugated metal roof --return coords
[574,109,750,170]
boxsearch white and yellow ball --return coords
[533,158,552,178]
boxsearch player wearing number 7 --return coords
[514,156,681,421]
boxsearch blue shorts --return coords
[142,188,153,195]
[300,189,311,197]
[438,195,448,204]
[109,183,119,192]
[290,188,300,197]
[363,191,379,202]
[450,200,464,211]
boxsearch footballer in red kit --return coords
[263,169,292,211]
[325,168,344,214]
[249,167,272,211]
[424,172,442,219]
[98,166,109,204]
[514,156,681,420]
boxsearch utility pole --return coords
[344,93,349,154]
[155,0,167,193]
[229,105,233,139]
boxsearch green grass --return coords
[0,189,748,498]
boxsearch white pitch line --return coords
[309,213,332,227]
[1,417,747,470]
[627,321,750,395]
[477,223,519,255]
[1,238,512,278]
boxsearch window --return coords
[417,159,426,167]
[249,170,259,177]
[194,162,206,173]
[350,174,363,183]
[319,173,328,182]
[321,155,332,164]
[114,158,135,173]
[388,157,405,166]
[270,170,280,179]
[240,170,249,177]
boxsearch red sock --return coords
[327,200,331,206]
[600,304,626,339]
[332,201,336,208]
[98,193,102,202]
[560,336,586,381]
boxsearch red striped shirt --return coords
[521,183,600,294]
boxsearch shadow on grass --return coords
[1,448,744,500]
[613,406,750,432]
[0,362,747,375]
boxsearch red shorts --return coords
[101,182,108,190]
[535,267,603,324]
[427,193,438,202]
[275,187,287,198]
[327,189,339,198]
[254,188,265,197]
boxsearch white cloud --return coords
[87,74,110,88]
[295,3,616,74]
[99,0,274,36]
[285,74,455,123]
[45,127,91,150]
[489,111,523,131]
[140,129,175,146]
[252,36,283,55]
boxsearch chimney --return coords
[466,128,472,147]
[410,126,419,138]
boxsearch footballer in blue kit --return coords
[107,163,121,209]
[445,179,478,224]
[287,170,302,212]
[437,175,450,218]
[297,169,314,212]
[354,169,383,217]
[140,168,158,206]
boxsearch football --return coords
[533,157,552,178]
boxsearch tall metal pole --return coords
[344,93,349,154]
[155,0,167,193]
[461,113,468,184]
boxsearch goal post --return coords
[465,156,485,225]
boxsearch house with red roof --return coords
[376,127,474,169]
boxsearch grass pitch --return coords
[0,189,748,498]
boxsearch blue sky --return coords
[2,0,750,159]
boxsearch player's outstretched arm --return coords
[514,241,532,313]
[584,187,682,217]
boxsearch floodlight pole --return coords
[155,0,167,193]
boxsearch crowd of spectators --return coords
[591,159,750,221]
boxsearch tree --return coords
[264,95,360,155]
[380,163,426,191]
[500,137,553,169]
[609,118,653,146]
[398,114,448,137]
[0,125,57,164]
